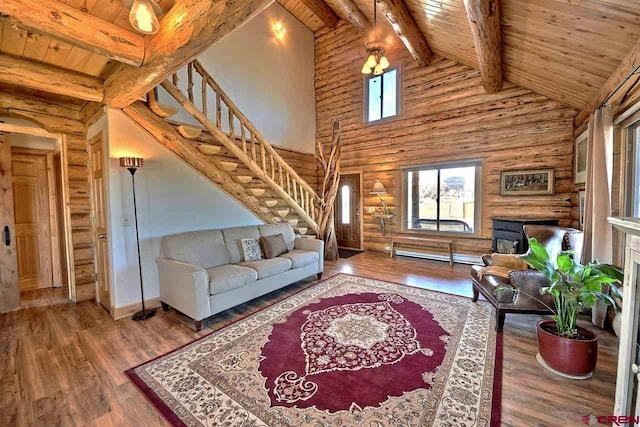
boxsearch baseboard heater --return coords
[394,249,481,265]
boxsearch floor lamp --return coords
[119,157,156,321]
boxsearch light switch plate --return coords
[121,214,132,227]
[367,207,376,214]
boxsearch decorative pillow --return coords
[259,233,288,259]
[241,238,263,262]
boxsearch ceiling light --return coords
[273,21,286,40]
[129,0,161,35]
[362,0,391,75]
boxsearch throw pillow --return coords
[260,233,288,259]
[241,238,263,262]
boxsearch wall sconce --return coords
[273,21,286,40]
[129,0,162,35]
[370,178,390,215]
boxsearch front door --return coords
[0,132,19,310]
[335,173,361,249]
[89,133,111,310]
[12,148,53,291]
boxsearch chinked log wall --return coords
[315,22,577,256]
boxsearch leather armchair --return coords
[471,225,584,331]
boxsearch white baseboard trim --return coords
[112,297,161,320]
[394,250,482,265]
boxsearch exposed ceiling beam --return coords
[299,0,339,28]
[463,0,502,93]
[377,0,433,66]
[0,0,145,67]
[0,122,60,138]
[0,89,82,119]
[0,55,104,102]
[104,0,273,108]
[333,0,371,33]
[574,37,640,134]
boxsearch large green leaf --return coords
[557,254,573,274]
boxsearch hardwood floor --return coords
[0,251,617,426]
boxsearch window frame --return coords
[400,159,483,237]
[363,66,402,125]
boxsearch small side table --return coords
[374,214,395,236]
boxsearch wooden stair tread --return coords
[197,144,221,155]
[177,125,202,139]
[148,90,179,118]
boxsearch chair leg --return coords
[317,273,323,280]
[161,301,170,311]
[472,285,479,302]
[495,310,505,332]
[195,320,203,332]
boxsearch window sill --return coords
[396,229,488,240]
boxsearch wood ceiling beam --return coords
[574,37,640,134]
[299,0,339,28]
[0,90,82,120]
[463,0,502,93]
[377,0,433,66]
[0,55,104,102]
[0,0,145,67]
[104,0,273,108]
[333,0,371,33]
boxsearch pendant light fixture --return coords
[361,0,390,75]
[129,0,162,35]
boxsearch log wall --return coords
[315,22,578,256]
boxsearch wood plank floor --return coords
[0,251,617,426]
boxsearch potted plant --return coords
[519,238,622,379]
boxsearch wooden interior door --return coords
[335,173,361,249]
[0,133,20,311]
[12,148,53,291]
[89,133,111,310]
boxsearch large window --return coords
[365,69,399,123]
[403,161,482,234]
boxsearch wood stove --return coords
[492,218,559,254]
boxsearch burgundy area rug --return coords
[126,274,502,426]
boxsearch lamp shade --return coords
[370,179,387,194]
[129,0,160,35]
[119,157,144,169]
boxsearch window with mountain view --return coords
[404,161,481,234]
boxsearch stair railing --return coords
[159,59,320,230]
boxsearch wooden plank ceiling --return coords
[283,0,640,110]
[0,0,638,115]
[0,0,174,78]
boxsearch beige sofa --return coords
[156,223,324,330]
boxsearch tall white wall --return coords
[102,110,261,309]
[158,2,316,153]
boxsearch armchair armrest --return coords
[156,258,211,321]
[481,254,493,266]
[295,237,324,273]
[508,270,554,308]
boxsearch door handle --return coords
[3,226,9,246]
[98,234,107,240]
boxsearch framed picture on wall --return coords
[575,131,588,184]
[578,190,586,229]
[500,169,555,196]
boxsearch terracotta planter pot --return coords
[536,320,598,377]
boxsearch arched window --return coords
[341,185,350,224]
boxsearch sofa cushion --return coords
[238,257,292,279]
[223,226,261,264]
[280,249,319,269]
[162,230,229,268]
[259,223,296,251]
[206,264,258,295]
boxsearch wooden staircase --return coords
[122,59,320,235]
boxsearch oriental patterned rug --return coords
[126,274,502,426]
